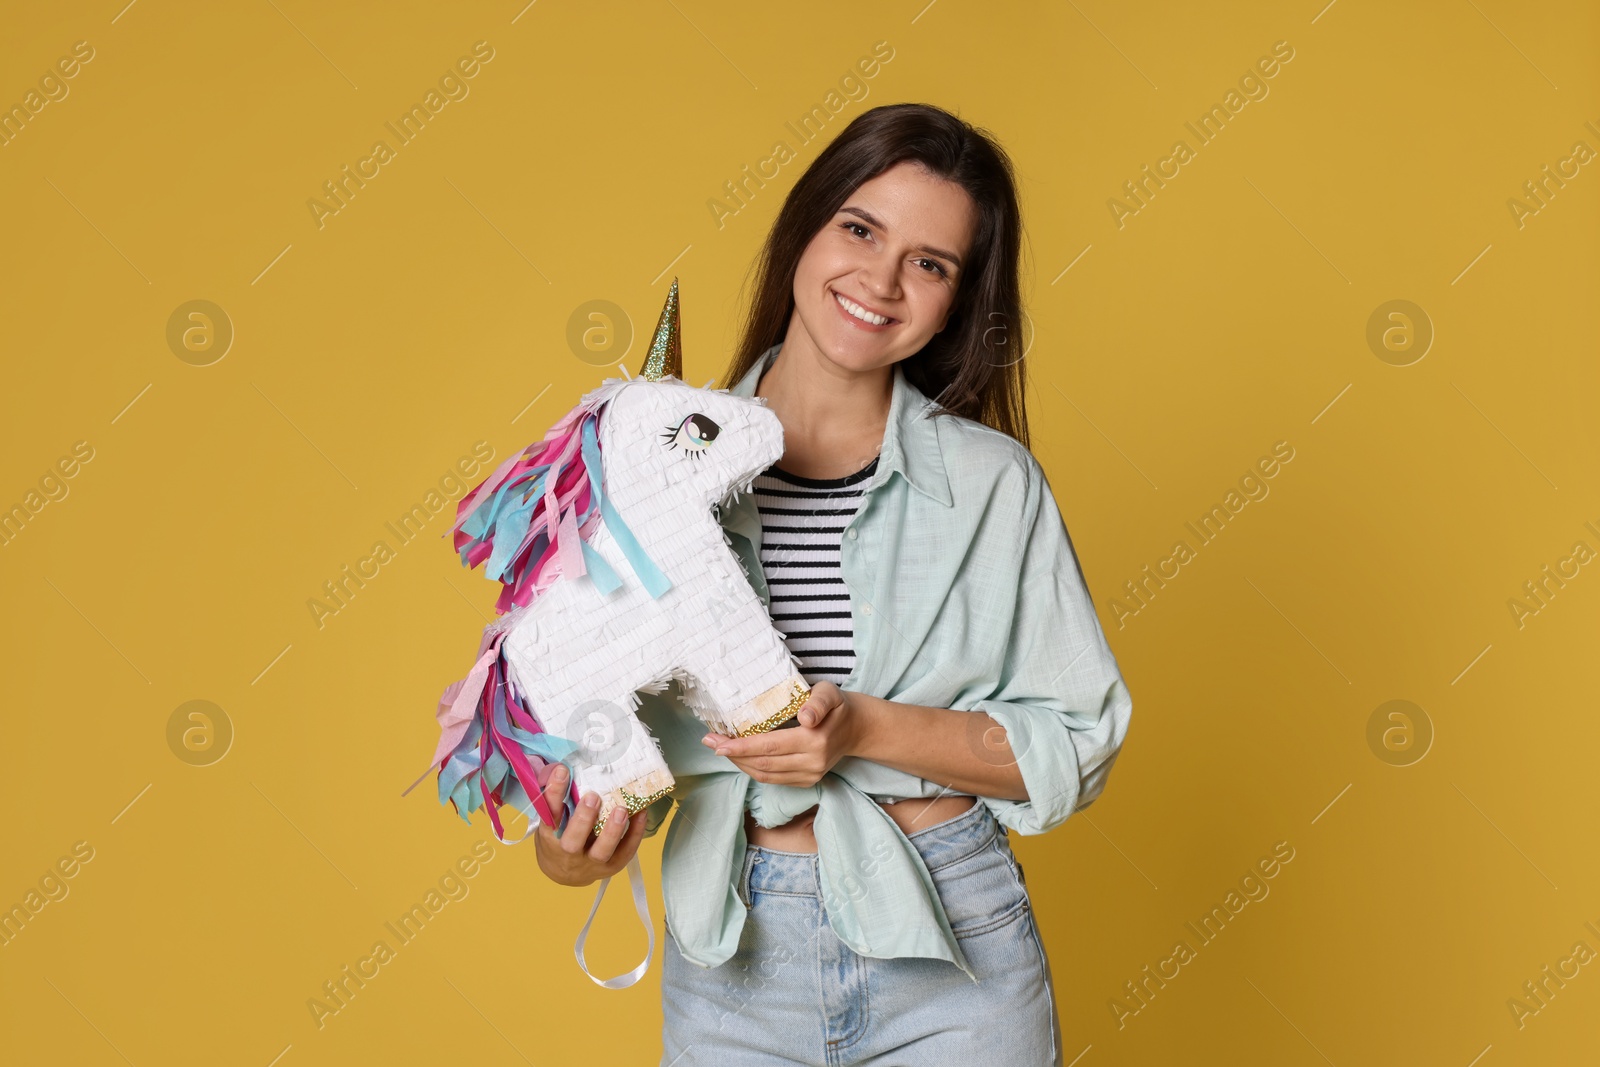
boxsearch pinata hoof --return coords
[591,768,676,836]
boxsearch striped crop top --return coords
[750,454,881,684]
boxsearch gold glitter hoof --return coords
[733,682,810,738]
[592,780,676,836]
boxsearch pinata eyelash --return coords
[662,413,720,457]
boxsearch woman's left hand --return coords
[700,681,869,787]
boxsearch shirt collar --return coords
[727,343,954,508]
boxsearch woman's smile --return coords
[830,288,897,331]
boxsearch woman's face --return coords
[788,160,979,375]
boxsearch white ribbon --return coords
[573,852,655,989]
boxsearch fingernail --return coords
[583,793,598,808]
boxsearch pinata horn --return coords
[638,277,683,381]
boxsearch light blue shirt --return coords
[635,342,1134,980]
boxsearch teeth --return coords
[835,292,890,326]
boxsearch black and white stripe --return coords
[753,455,879,684]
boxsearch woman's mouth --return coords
[832,290,895,330]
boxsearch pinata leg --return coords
[590,765,674,838]
[538,688,676,838]
[725,675,811,738]
[671,584,812,738]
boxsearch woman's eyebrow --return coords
[839,205,964,270]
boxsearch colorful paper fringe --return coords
[429,382,669,839]
[432,626,581,838]
[449,392,607,615]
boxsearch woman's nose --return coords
[857,261,900,301]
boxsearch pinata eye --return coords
[661,413,720,455]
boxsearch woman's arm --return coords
[851,693,1029,801]
[700,682,1029,802]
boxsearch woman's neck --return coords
[755,335,892,480]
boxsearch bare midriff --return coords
[744,793,976,852]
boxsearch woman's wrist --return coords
[845,692,895,761]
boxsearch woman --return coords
[535,103,1133,1065]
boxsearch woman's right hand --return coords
[533,764,648,887]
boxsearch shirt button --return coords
[861,603,873,616]
[847,527,858,540]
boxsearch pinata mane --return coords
[449,376,633,618]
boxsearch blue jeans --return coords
[661,800,1063,1066]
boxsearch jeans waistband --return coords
[742,799,1001,899]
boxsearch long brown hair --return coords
[722,102,1031,448]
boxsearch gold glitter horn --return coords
[638,277,683,381]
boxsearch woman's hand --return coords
[699,681,870,787]
[532,763,648,887]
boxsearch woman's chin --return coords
[817,326,905,370]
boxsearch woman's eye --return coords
[841,219,948,278]
[661,412,721,454]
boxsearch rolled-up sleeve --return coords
[972,455,1133,836]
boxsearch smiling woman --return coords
[632,103,1131,1066]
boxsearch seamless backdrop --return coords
[2,2,1597,1065]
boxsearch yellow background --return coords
[2,1,1597,1064]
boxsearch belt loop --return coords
[739,849,761,904]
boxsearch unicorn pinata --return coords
[412,278,810,861]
